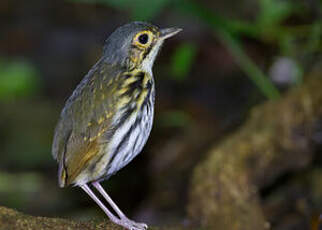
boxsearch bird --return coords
[51,21,182,230]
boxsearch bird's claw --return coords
[117,218,148,230]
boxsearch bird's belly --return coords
[96,98,154,180]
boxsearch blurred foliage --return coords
[159,110,192,128]
[257,0,296,30]
[307,22,322,54]
[0,59,40,102]
[0,172,42,207]
[0,172,42,194]
[70,0,171,20]
[170,42,197,81]
[175,0,281,100]
[219,31,282,99]
[0,102,56,168]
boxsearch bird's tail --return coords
[58,156,67,188]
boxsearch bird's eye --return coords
[133,31,153,47]
[138,33,149,44]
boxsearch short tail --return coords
[58,159,67,188]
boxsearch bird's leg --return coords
[92,181,148,230]
[81,183,145,230]
[92,181,126,218]
[81,184,120,224]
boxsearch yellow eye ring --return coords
[133,30,154,48]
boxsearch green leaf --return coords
[258,0,295,28]
[0,59,40,101]
[171,42,197,81]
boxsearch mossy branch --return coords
[0,206,185,230]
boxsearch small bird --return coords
[52,21,181,230]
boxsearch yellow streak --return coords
[98,117,104,124]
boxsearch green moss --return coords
[0,206,189,230]
[0,206,124,230]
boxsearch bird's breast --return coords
[97,70,155,175]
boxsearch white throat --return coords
[141,40,164,76]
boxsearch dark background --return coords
[0,0,321,229]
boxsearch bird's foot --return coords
[117,218,148,230]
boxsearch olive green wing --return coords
[52,58,122,187]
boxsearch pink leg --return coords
[81,184,119,223]
[92,181,147,230]
[92,181,127,218]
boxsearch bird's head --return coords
[103,21,182,73]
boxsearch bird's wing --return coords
[52,58,123,187]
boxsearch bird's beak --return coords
[160,27,182,40]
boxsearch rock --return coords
[188,75,322,229]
